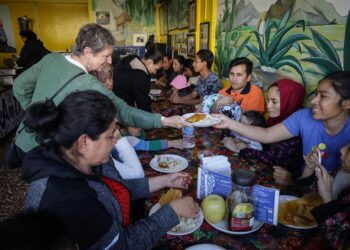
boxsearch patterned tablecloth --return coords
[138,92,327,250]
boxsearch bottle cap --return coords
[231,169,255,187]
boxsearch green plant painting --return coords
[168,0,178,31]
[122,0,155,27]
[178,0,189,29]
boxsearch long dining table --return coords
[137,90,328,250]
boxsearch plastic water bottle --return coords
[182,126,195,148]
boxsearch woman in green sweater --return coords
[13,23,190,158]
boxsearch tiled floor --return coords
[0,131,27,220]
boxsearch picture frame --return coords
[167,0,178,31]
[178,0,189,29]
[200,22,210,50]
[188,1,196,32]
[159,3,167,35]
[187,33,195,57]
[132,33,148,46]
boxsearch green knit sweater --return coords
[13,53,161,152]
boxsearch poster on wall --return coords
[178,0,189,29]
[168,0,178,31]
[0,5,16,53]
[200,22,209,50]
[188,1,196,32]
[93,0,156,46]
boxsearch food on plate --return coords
[158,161,169,168]
[185,113,206,123]
[155,155,183,170]
[159,188,182,206]
[201,194,226,224]
[278,193,323,227]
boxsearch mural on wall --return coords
[215,0,350,94]
[0,5,16,53]
[93,0,155,46]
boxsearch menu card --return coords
[197,168,280,225]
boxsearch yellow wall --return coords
[0,0,88,67]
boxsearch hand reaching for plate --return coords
[161,115,192,128]
[170,196,199,218]
[315,165,333,203]
[212,114,234,129]
[166,172,192,189]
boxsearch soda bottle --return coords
[182,126,195,148]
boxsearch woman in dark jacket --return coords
[17,30,49,70]
[22,90,199,250]
[113,41,163,113]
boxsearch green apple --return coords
[201,194,226,224]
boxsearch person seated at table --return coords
[170,75,195,103]
[183,58,199,85]
[22,90,199,250]
[90,63,113,90]
[225,79,305,185]
[155,54,173,88]
[214,71,350,176]
[12,23,189,166]
[294,143,350,250]
[171,49,221,105]
[218,57,265,113]
[113,39,163,113]
[168,55,185,84]
[0,210,78,250]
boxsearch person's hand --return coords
[223,137,247,153]
[194,104,203,113]
[315,165,333,203]
[165,172,192,189]
[212,114,233,129]
[155,78,166,87]
[168,139,184,149]
[127,126,141,137]
[170,196,199,218]
[305,149,320,170]
[171,93,181,104]
[273,166,294,185]
[161,115,192,128]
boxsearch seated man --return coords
[219,57,265,113]
[171,49,221,105]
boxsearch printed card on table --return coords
[197,168,280,225]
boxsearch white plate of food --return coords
[204,217,264,235]
[150,154,188,173]
[278,194,320,229]
[185,244,226,250]
[149,203,204,236]
[183,113,221,127]
[149,89,162,96]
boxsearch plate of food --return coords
[149,89,162,96]
[185,244,226,250]
[149,189,204,236]
[278,193,322,229]
[204,217,264,235]
[183,113,221,127]
[150,154,188,173]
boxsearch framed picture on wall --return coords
[159,3,167,35]
[168,0,178,31]
[178,0,189,29]
[187,33,195,57]
[188,1,196,32]
[132,33,148,46]
[200,22,210,50]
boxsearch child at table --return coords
[170,75,195,103]
[294,143,350,250]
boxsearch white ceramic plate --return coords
[278,195,318,229]
[149,89,162,96]
[205,217,264,235]
[150,154,188,173]
[185,244,226,250]
[183,113,221,127]
[149,203,204,236]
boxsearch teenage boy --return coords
[219,57,265,113]
[171,49,221,105]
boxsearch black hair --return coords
[229,57,253,75]
[0,210,77,250]
[23,90,116,150]
[173,55,185,66]
[144,40,163,64]
[183,58,199,77]
[243,110,265,126]
[19,30,37,40]
[320,71,350,101]
[163,53,172,61]
[73,23,114,56]
[196,49,214,69]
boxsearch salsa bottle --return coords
[226,169,255,231]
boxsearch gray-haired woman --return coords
[13,23,189,159]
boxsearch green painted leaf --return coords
[236,35,251,57]
[278,8,291,30]
[269,46,292,66]
[274,55,306,85]
[250,30,268,64]
[276,34,310,52]
[301,57,342,73]
[310,28,342,68]
[246,43,264,65]
[292,42,302,54]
